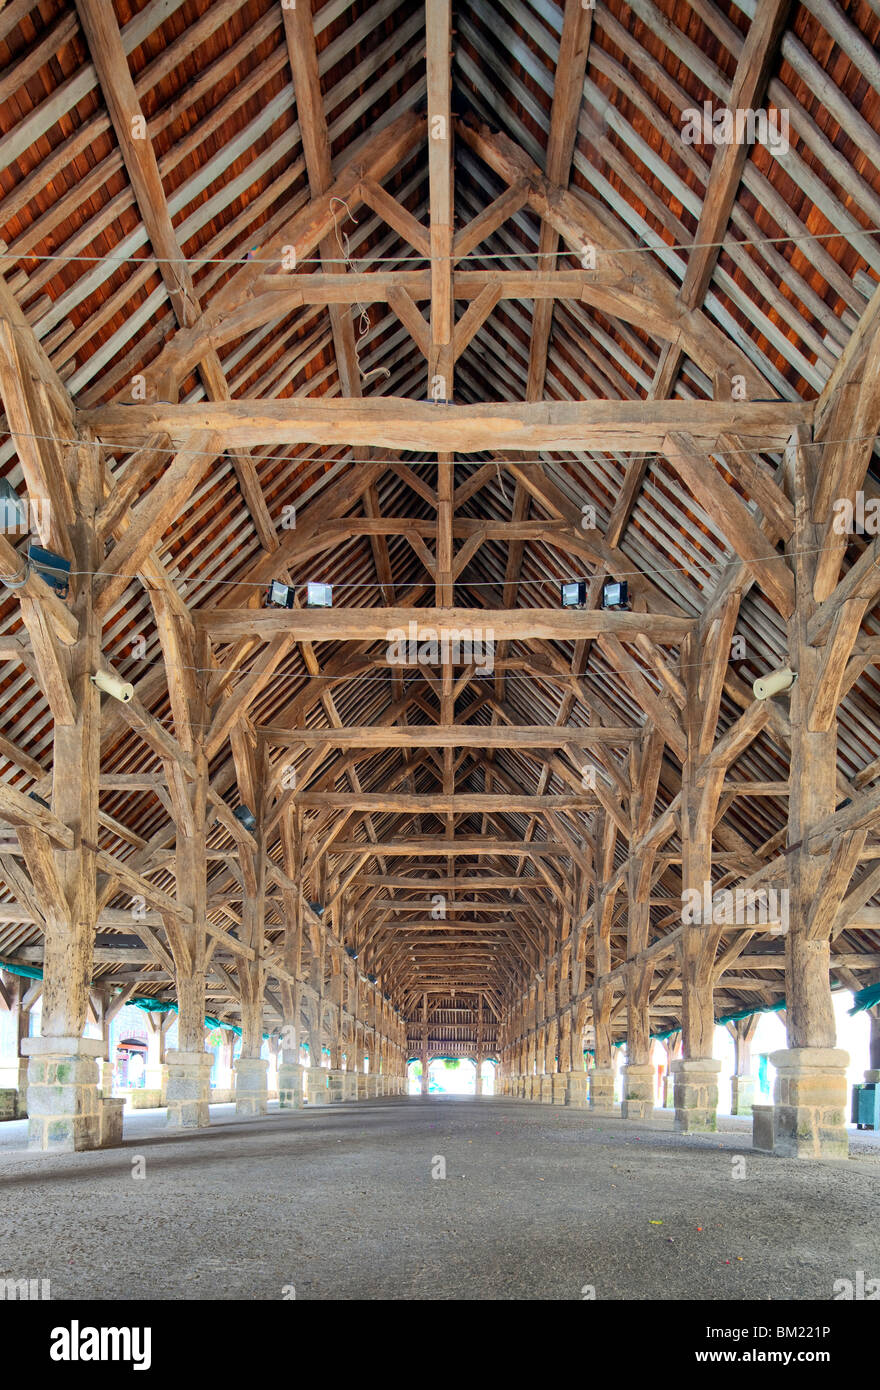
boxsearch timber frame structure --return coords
[0,0,879,1152]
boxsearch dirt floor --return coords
[1,1096,878,1300]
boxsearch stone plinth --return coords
[552,1073,567,1105]
[278,1062,305,1108]
[752,1103,775,1153]
[662,1073,675,1108]
[0,1089,18,1120]
[130,1088,164,1109]
[341,1071,358,1101]
[539,1075,553,1103]
[22,1036,105,1151]
[621,1063,655,1120]
[145,1062,168,1099]
[565,1072,589,1108]
[307,1068,329,1105]
[100,1097,125,1148]
[99,1061,114,1095]
[589,1066,617,1113]
[234,1057,269,1117]
[131,1061,167,1109]
[165,1049,213,1128]
[366,1074,380,1098]
[864,1069,880,1084]
[770,1048,849,1159]
[327,1069,346,1103]
[357,1074,370,1099]
[731,1074,755,1115]
[673,1057,722,1132]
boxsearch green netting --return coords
[716,1000,785,1026]
[849,982,880,1016]
[0,961,43,981]
[130,998,247,1036]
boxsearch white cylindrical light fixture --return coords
[752,667,797,700]
[91,670,135,703]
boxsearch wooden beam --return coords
[74,0,279,551]
[678,0,792,310]
[83,398,807,453]
[196,605,693,644]
[296,793,596,812]
[263,724,638,749]
[663,432,795,619]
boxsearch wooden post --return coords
[768,427,850,1158]
[673,630,724,1132]
[20,439,106,1151]
[420,992,429,1095]
[728,1015,759,1114]
[590,813,618,1112]
[278,810,305,1107]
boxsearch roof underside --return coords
[1,0,879,1047]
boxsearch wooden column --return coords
[674,630,724,1131]
[590,813,617,1111]
[768,427,849,1158]
[420,992,429,1095]
[19,439,105,1150]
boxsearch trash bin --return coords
[851,1082,880,1130]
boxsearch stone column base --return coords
[589,1067,617,1113]
[145,1063,168,1101]
[538,1075,553,1103]
[357,1074,369,1100]
[621,1063,655,1120]
[307,1068,329,1105]
[340,1071,357,1101]
[662,1073,675,1108]
[551,1073,567,1105]
[234,1057,269,1117]
[752,1103,775,1152]
[99,1060,114,1095]
[278,1062,305,1108]
[673,1057,721,1132]
[327,1069,346,1102]
[0,1056,29,1117]
[770,1047,849,1159]
[864,1069,880,1084]
[366,1074,380,1098]
[731,1074,755,1115]
[166,1049,214,1128]
[23,1037,105,1152]
[565,1072,589,1108]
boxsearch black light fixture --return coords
[345,946,358,960]
[561,579,587,608]
[601,579,629,610]
[266,579,296,608]
[28,791,51,810]
[233,804,257,834]
[308,901,324,917]
[367,973,377,985]
[28,544,71,599]
[305,581,332,608]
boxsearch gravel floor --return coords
[1,1097,878,1301]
